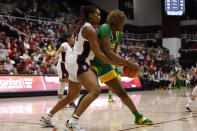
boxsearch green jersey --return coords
[91,24,123,65]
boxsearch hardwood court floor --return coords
[0,89,197,131]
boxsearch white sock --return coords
[45,113,53,120]
[187,96,192,106]
[68,114,80,125]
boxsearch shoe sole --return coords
[64,125,73,131]
[186,107,192,112]
[39,121,54,128]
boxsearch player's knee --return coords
[92,87,101,98]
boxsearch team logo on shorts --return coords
[83,65,87,70]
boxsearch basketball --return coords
[123,65,139,78]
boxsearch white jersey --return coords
[58,42,72,63]
[67,22,95,65]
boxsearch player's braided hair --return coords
[106,10,127,29]
[74,5,98,35]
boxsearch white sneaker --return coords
[186,105,192,112]
[39,117,54,127]
[64,120,85,131]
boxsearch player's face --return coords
[116,21,125,31]
[90,9,101,25]
[68,37,75,45]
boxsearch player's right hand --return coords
[127,61,140,74]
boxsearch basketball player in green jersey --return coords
[92,31,122,103]
[90,10,153,125]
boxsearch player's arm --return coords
[100,35,129,65]
[114,44,120,54]
[55,46,64,58]
[82,26,119,66]
[100,35,140,72]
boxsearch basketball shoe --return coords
[135,114,153,125]
[39,116,54,127]
[64,120,85,131]
[186,104,192,112]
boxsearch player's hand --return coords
[52,56,59,64]
[127,61,140,75]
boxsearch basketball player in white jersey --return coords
[55,34,76,108]
[186,67,197,112]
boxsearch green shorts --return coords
[90,58,121,83]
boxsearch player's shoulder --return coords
[99,24,110,30]
[61,42,69,46]
[61,42,70,48]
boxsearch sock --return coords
[109,94,112,99]
[132,110,142,120]
[45,113,53,120]
[187,96,192,106]
[68,114,80,125]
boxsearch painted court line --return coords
[118,115,197,131]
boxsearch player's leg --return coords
[65,69,101,130]
[58,78,69,100]
[186,85,197,112]
[57,62,69,100]
[39,80,81,127]
[57,62,76,108]
[105,77,153,125]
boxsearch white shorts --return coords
[67,61,89,83]
[56,62,69,79]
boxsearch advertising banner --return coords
[0,76,141,92]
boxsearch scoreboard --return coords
[165,0,185,16]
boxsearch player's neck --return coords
[110,26,116,36]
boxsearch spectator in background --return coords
[150,71,160,89]
[4,37,11,48]
[23,37,30,49]
[0,57,4,71]
[4,56,14,73]
[0,45,8,61]
[163,72,170,89]
[11,38,18,48]
[51,60,57,74]
[40,61,47,73]
[24,57,34,70]
[177,68,186,88]
[22,49,31,61]
[24,66,33,74]
[10,68,18,75]
[45,66,54,74]
[46,45,56,56]
[13,53,21,67]
[34,68,43,75]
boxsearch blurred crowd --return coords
[120,40,197,90]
